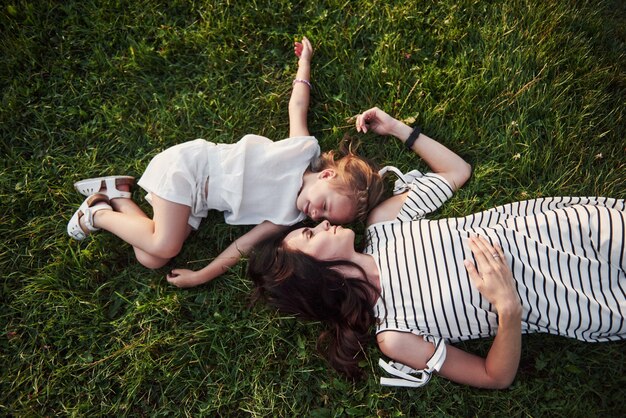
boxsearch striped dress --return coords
[365,172,626,345]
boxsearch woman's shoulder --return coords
[367,172,456,227]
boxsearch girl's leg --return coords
[88,183,167,266]
[111,196,194,268]
[88,195,193,269]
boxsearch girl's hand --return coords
[464,236,522,316]
[355,107,401,136]
[294,37,313,63]
[166,268,201,288]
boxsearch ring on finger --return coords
[492,253,500,259]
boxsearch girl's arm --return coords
[377,236,522,389]
[355,107,471,191]
[167,38,313,288]
[289,37,313,138]
[166,221,289,288]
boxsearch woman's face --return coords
[283,220,355,261]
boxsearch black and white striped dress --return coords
[365,172,626,344]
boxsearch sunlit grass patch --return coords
[1,0,625,415]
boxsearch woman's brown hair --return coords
[248,228,378,378]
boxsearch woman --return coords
[248,107,626,389]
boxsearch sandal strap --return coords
[74,176,134,199]
[82,194,112,232]
[103,177,133,199]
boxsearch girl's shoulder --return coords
[280,135,319,146]
[231,134,319,158]
[366,192,409,226]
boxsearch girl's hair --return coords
[248,228,378,379]
[310,137,384,223]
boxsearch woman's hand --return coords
[454,235,523,388]
[380,238,524,389]
[356,106,471,191]
[464,236,522,316]
[355,107,402,136]
[294,37,313,63]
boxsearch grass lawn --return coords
[1,0,625,416]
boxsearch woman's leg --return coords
[88,195,193,269]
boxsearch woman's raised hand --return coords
[464,236,522,316]
[294,37,313,62]
[355,107,400,136]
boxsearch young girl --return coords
[67,37,384,288]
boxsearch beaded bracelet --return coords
[293,78,312,88]
[405,125,422,150]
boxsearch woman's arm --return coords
[166,221,289,288]
[377,236,522,389]
[289,37,313,138]
[355,107,471,191]
[459,236,522,387]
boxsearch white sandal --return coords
[67,194,112,240]
[74,176,135,200]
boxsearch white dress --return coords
[138,135,320,229]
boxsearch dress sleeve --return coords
[396,172,454,221]
[378,337,447,388]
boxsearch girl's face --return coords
[296,169,356,224]
[283,220,355,261]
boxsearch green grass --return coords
[2,0,625,416]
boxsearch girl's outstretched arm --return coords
[289,37,313,137]
[355,107,471,191]
[166,221,288,288]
